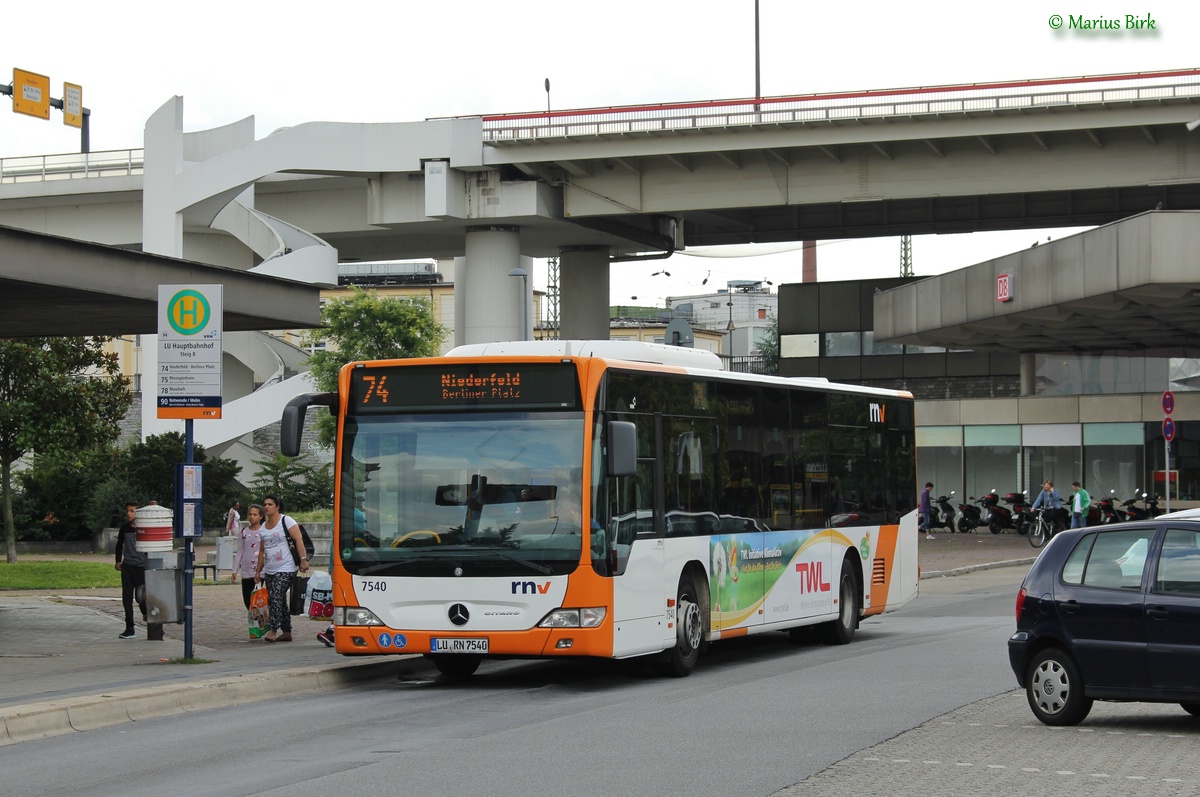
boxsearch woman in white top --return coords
[230,504,263,610]
[254,494,309,642]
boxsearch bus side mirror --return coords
[281,392,338,456]
[607,421,638,477]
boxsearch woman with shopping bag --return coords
[231,504,263,610]
[254,494,309,642]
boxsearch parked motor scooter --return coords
[1096,490,1128,524]
[957,496,984,533]
[1120,489,1159,521]
[982,490,1027,534]
[924,491,957,533]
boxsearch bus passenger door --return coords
[606,421,666,659]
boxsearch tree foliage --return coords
[16,447,117,541]
[247,452,334,512]
[0,337,132,562]
[303,288,447,446]
[753,313,780,375]
[113,432,243,529]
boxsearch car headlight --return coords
[538,607,606,628]
[335,606,383,626]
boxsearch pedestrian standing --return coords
[919,482,934,540]
[255,495,308,642]
[225,500,241,535]
[114,502,147,639]
[1070,481,1091,528]
[231,504,263,610]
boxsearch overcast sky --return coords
[4,1,1196,303]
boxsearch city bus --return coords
[281,340,919,677]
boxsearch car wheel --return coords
[656,575,703,677]
[822,565,860,645]
[1181,703,1200,717]
[1026,648,1093,726]
[431,655,481,678]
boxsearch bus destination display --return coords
[349,363,580,413]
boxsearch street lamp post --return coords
[508,267,530,341]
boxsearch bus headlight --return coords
[538,607,606,628]
[335,606,383,626]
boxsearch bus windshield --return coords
[339,412,585,577]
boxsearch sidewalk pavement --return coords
[0,532,1038,745]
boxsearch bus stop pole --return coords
[184,418,194,660]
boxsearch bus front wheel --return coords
[657,577,703,677]
[431,655,481,679]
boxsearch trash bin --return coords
[144,550,185,624]
[216,536,236,575]
[134,504,174,553]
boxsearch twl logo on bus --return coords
[796,562,831,593]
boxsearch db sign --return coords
[996,273,1013,303]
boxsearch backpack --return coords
[284,516,316,563]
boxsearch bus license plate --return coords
[431,638,488,653]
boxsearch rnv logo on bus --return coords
[511,580,552,595]
[869,402,886,423]
[796,562,831,594]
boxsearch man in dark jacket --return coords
[114,502,147,639]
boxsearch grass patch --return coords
[0,561,122,590]
[0,561,225,590]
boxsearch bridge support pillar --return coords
[456,226,527,345]
[560,246,611,341]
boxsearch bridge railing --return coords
[0,149,143,184]
[481,69,1200,142]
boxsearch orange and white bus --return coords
[282,341,919,677]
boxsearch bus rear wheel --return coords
[822,566,860,645]
[657,577,703,677]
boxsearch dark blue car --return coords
[1008,518,1200,725]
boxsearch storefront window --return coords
[916,426,963,503]
[824,331,861,357]
[964,426,1021,500]
[863,331,903,356]
[1083,423,1144,503]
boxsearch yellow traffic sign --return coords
[63,82,83,128]
[12,68,50,120]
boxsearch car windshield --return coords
[338,412,585,576]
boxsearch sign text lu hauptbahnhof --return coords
[157,286,223,420]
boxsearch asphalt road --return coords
[1,567,1024,797]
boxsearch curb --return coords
[0,657,409,746]
[921,556,1037,580]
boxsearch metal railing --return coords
[482,69,1200,142]
[0,148,143,184]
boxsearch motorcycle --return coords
[1120,489,1160,521]
[925,491,958,533]
[957,495,984,533]
[982,490,1027,535]
[1096,490,1128,524]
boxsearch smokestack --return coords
[802,240,817,282]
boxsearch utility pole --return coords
[546,256,560,339]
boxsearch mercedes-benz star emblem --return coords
[448,603,470,626]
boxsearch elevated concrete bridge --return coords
[2,68,1199,452]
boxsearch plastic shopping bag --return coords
[308,570,333,620]
[248,584,269,639]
